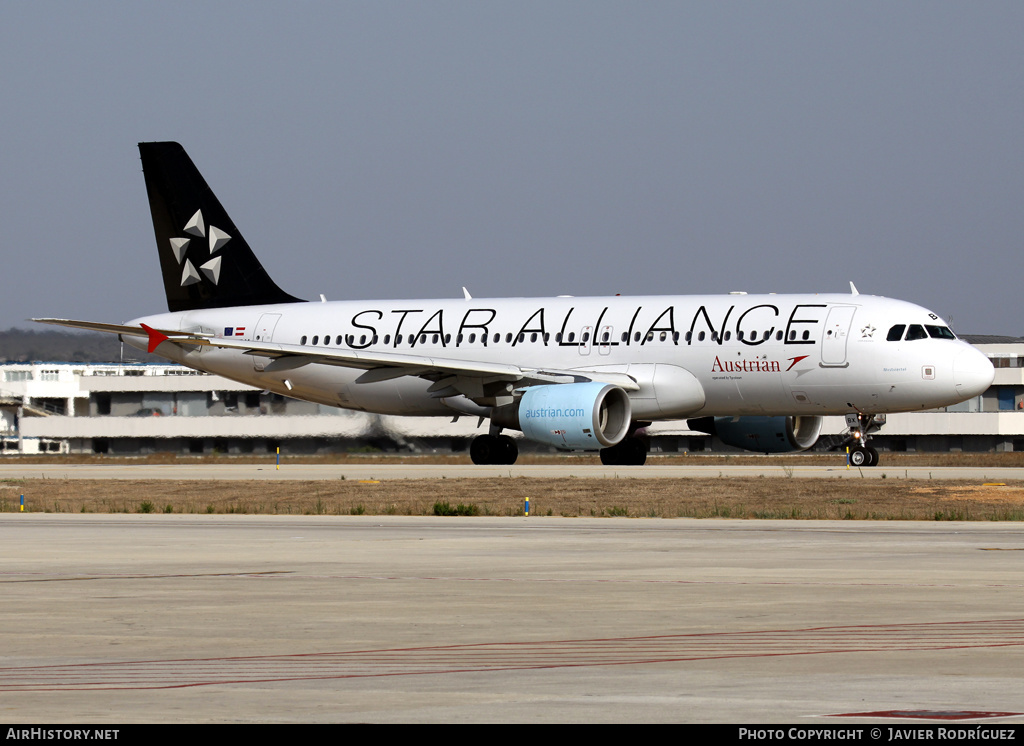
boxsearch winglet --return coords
[140,323,170,353]
[463,287,472,300]
[849,281,859,296]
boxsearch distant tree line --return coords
[0,328,158,363]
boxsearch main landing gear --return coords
[599,436,648,466]
[469,431,650,466]
[845,413,885,467]
[470,433,519,465]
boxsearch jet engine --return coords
[687,415,823,454]
[492,382,632,450]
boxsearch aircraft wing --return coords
[33,318,640,401]
[32,318,208,339]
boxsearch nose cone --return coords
[953,347,994,400]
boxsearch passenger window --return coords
[300,336,307,345]
[698,332,705,341]
[634,332,641,342]
[469,333,476,343]
[659,332,667,342]
[776,331,783,341]
[568,332,575,343]
[582,332,590,342]
[312,336,319,345]
[361,335,367,345]
[801,331,809,340]
[531,333,538,343]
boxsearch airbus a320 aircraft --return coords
[37,142,994,466]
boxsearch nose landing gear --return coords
[845,413,885,467]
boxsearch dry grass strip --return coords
[3,477,1023,521]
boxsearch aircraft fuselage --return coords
[125,292,993,420]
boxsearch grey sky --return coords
[3,2,1021,333]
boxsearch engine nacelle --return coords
[687,415,823,453]
[493,382,632,450]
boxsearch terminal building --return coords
[2,335,1022,456]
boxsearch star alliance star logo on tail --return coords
[168,209,231,287]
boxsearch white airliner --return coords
[37,142,994,466]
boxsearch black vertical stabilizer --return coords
[139,141,304,312]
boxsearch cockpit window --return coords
[887,324,906,341]
[926,325,956,340]
[905,324,928,341]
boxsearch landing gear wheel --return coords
[627,438,648,466]
[497,434,518,465]
[849,446,878,467]
[600,438,648,466]
[470,435,498,465]
[470,434,519,465]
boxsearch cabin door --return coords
[820,306,856,367]
[251,313,281,371]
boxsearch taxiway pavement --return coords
[1,515,1022,723]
